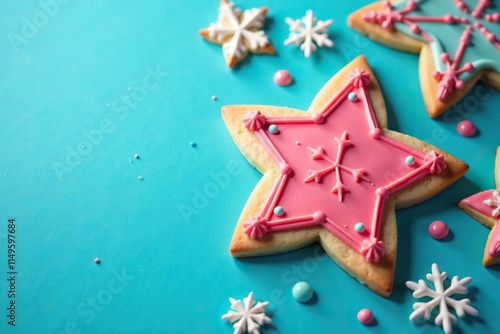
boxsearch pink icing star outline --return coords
[242,69,447,262]
[363,0,500,101]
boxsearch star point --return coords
[460,146,500,266]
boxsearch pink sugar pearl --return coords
[457,120,476,137]
[428,220,449,240]
[357,308,374,324]
[273,70,292,86]
[94,258,100,264]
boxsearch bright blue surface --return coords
[0,1,499,333]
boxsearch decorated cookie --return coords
[222,56,468,296]
[199,0,275,68]
[348,0,500,118]
[459,146,500,266]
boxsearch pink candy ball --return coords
[357,308,374,325]
[273,70,293,86]
[456,120,476,137]
[428,220,449,240]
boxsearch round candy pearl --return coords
[273,70,293,86]
[357,309,374,325]
[268,124,279,134]
[428,220,449,240]
[292,281,314,303]
[274,206,285,216]
[405,155,415,165]
[354,222,365,233]
[94,258,100,264]
[457,120,476,137]
[348,92,358,101]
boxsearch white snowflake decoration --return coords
[221,292,271,334]
[406,263,478,334]
[207,2,270,61]
[484,190,500,217]
[284,10,333,57]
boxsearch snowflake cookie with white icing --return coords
[349,0,500,118]
[460,146,500,266]
[222,56,468,296]
[199,0,274,68]
[406,263,478,334]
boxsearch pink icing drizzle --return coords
[363,0,500,100]
[241,69,446,262]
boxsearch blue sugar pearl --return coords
[348,92,358,101]
[190,141,197,147]
[274,206,284,216]
[268,124,279,134]
[354,222,365,233]
[292,281,314,303]
[405,155,415,165]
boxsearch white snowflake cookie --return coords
[284,10,333,58]
[221,292,271,334]
[199,0,274,68]
[406,263,478,334]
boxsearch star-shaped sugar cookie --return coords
[349,0,500,118]
[199,0,274,68]
[459,147,500,266]
[222,56,468,296]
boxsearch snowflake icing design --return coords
[406,263,479,334]
[202,1,272,67]
[363,0,500,101]
[221,292,271,334]
[304,130,369,202]
[484,190,500,217]
[284,10,334,57]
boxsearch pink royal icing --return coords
[462,189,500,257]
[363,0,500,101]
[241,69,446,262]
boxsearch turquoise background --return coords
[1,0,499,333]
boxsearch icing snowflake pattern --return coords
[406,263,478,334]
[363,0,500,100]
[304,131,370,202]
[484,189,500,217]
[284,10,333,57]
[221,292,271,334]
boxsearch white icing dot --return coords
[138,176,144,181]
[134,154,140,159]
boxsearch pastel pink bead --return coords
[94,258,100,264]
[357,308,373,324]
[456,120,476,137]
[273,70,292,86]
[428,220,449,240]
